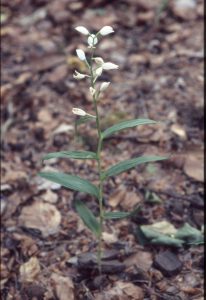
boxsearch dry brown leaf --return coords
[172,0,197,20]
[1,278,9,290]
[116,281,144,300]
[1,192,22,219]
[109,186,126,208]
[20,257,41,283]
[19,201,61,237]
[37,109,53,124]
[137,11,155,23]
[136,0,160,10]
[124,251,152,272]
[2,170,27,184]
[184,153,204,182]
[102,232,118,245]
[14,72,32,85]
[13,233,38,257]
[1,198,7,216]
[51,273,74,300]
[181,286,202,295]
[40,189,58,203]
[171,124,187,140]
[31,55,65,72]
[0,84,12,99]
[45,64,68,83]
[1,263,9,279]
[120,191,142,210]
[128,53,150,65]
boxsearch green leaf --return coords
[104,205,141,220]
[139,221,184,247]
[103,156,168,179]
[151,236,184,247]
[137,221,204,247]
[75,200,100,237]
[175,223,204,244]
[102,118,157,139]
[38,172,99,198]
[140,221,177,240]
[43,150,97,161]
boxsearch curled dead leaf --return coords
[19,201,61,237]
[124,251,152,272]
[171,124,187,140]
[184,153,204,182]
[116,281,144,299]
[102,232,118,245]
[40,189,58,203]
[51,273,74,300]
[20,257,41,283]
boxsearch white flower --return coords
[100,82,110,92]
[95,67,103,77]
[93,57,104,65]
[99,26,114,36]
[73,70,87,80]
[89,87,96,96]
[76,49,86,61]
[102,62,118,70]
[87,34,98,47]
[72,108,87,116]
[75,26,90,35]
[94,59,118,77]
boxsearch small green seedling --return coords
[39,26,168,273]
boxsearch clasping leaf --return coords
[43,150,97,161]
[103,156,168,179]
[38,172,99,199]
[75,200,101,237]
[104,205,141,220]
[102,118,157,139]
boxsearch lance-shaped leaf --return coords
[75,200,101,237]
[102,118,157,139]
[43,150,97,161]
[38,172,99,198]
[103,156,168,179]
[104,205,141,220]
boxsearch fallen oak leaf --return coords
[19,201,61,237]
[20,257,41,283]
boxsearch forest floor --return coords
[1,0,204,299]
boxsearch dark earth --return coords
[1,0,204,299]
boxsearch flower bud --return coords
[100,82,110,92]
[75,26,90,35]
[73,70,86,80]
[72,108,87,116]
[95,67,103,77]
[93,57,104,65]
[76,49,86,61]
[89,87,96,96]
[99,26,114,36]
[87,34,98,47]
[102,62,118,70]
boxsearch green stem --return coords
[87,46,104,274]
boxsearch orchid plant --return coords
[39,26,167,274]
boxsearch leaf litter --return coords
[1,0,204,298]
